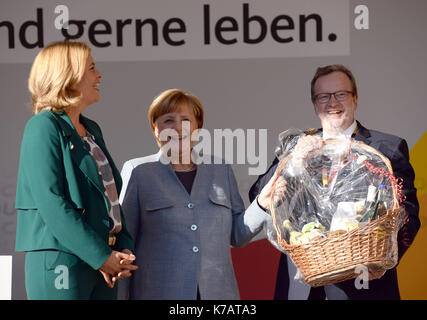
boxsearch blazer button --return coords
[82,208,86,214]
[70,144,74,150]
[192,246,199,253]
[188,203,194,209]
[190,224,197,231]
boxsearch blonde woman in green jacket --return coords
[15,41,138,300]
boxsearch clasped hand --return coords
[99,249,139,288]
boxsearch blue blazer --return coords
[249,121,420,300]
[117,151,269,300]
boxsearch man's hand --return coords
[293,135,323,161]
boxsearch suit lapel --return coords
[54,112,105,195]
[353,120,372,145]
[188,158,207,199]
[156,150,207,199]
[80,115,123,194]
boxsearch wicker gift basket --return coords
[268,130,406,287]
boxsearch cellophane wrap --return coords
[267,128,406,284]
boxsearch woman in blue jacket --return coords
[118,89,278,299]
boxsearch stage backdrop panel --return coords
[0,0,426,299]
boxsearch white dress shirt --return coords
[322,121,357,141]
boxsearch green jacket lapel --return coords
[55,112,105,195]
[80,115,123,195]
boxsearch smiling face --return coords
[312,71,358,136]
[152,103,199,157]
[74,55,102,110]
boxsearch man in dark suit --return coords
[249,64,420,300]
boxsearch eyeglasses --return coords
[314,90,353,104]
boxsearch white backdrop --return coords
[1,0,426,299]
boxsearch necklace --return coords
[173,164,197,172]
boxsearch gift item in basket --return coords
[267,130,406,287]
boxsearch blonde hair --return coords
[28,41,91,114]
[148,89,204,130]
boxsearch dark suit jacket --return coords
[249,121,420,300]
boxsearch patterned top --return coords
[82,134,122,234]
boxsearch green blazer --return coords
[15,110,134,270]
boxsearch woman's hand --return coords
[99,250,138,288]
[112,249,137,282]
[257,168,286,211]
